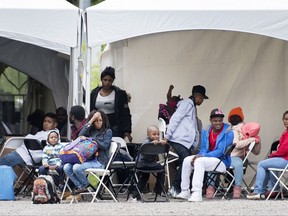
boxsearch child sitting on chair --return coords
[129,125,167,202]
[39,130,64,190]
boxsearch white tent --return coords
[0,0,81,109]
[85,0,288,160]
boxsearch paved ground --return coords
[1,194,288,216]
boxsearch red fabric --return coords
[270,130,288,160]
[71,119,87,140]
[209,126,223,151]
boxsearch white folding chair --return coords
[247,140,279,190]
[266,163,288,200]
[80,141,120,203]
[0,137,29,189]
[158,118,179,189]
[0,137,24,157]
[227,141,256,196]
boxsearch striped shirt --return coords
[42,143,63,167]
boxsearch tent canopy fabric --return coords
[0,0,79,54]
[86,0,288,47]
[0,0,80,108]
[85,0,288,163]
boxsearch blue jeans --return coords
[0,151,25,167]
[63,159,104,189]
[254,157,288,194]
[231,156,243,186]
[169,141,191,192]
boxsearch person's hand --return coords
[89,112,101,124]
[169,85,174,90]
[80,136,86,140]
[190,154,203,166]
[49,165,57,170]
[159,139,167,145]
[124,133,133,143]
[152,140,159,145]
[255,136,261,144]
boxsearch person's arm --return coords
[167,85,174,102]
[78,123,91,137]
[270,134,288,158]
[94,129,113,150]
[234,137,256,149]
[42,147,49,167]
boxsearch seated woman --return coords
[247,110,288,200]
[63,109,112,195]
[229,107,261,199]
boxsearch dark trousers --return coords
[38,165,64,186]
[132,164,165,198]
[169,141,191,192]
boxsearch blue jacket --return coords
[199,123,234,168]
[165,98,199,150]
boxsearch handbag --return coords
[59,137,98,164]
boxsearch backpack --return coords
[59,136,99,164]
[32,175,60,204]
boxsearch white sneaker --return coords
[127,196,138,203]
[168,187,179,198]
[176,190,191,200]
[188,191,203,202]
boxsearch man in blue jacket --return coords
[176,108,234,202]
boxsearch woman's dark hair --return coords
[282,111,288,120]
[87,109,110,133]
[100,66,115,80]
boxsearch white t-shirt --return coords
[95,90,115,114]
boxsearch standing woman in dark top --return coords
[90,66,133,142]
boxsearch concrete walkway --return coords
[1,196,287,216]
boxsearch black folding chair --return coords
[128,143,170,202]
[204,144,235,199]
[15,139,44,197]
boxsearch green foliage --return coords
[0,68,27,95]
[90,64,101,90]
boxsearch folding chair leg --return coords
[166,165,171,189]
[266,170,288,201]
[60,177,72,201]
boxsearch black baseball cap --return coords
[192,85,209,99]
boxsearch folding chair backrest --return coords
[138,143,170,155]
[242,141,256,164]
[106,141,120,167]
[270,140,279,154]
[222,144,234,160]
[24,139,44,165]
[112,137,129,153]
[0,137,24,157]
[264,140,279,159]
[158,118,166,141]
[213,144,234,170]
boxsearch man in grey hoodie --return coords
[165,85,208,197]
